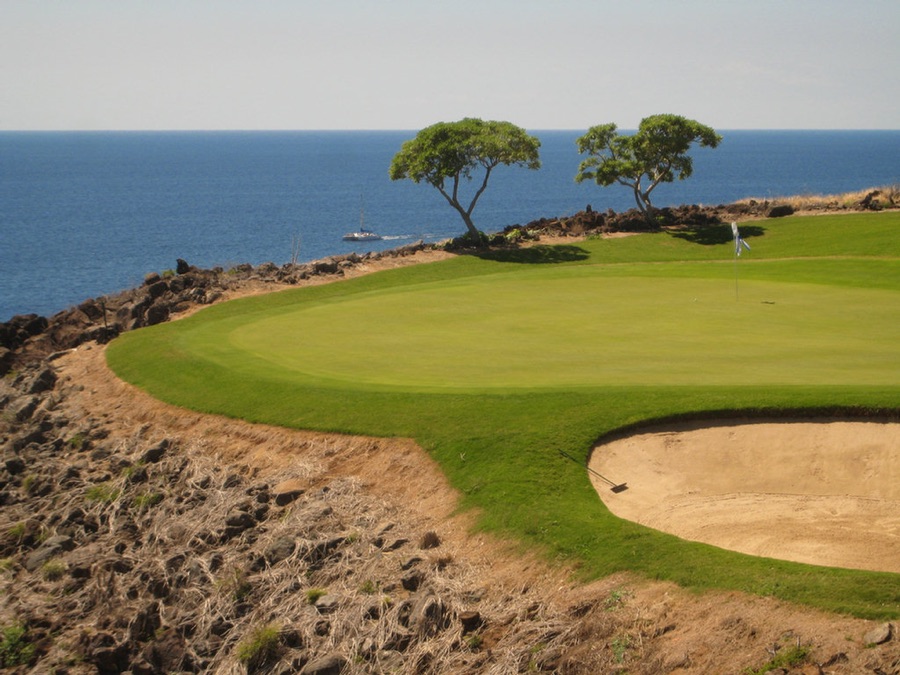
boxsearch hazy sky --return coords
[3,0,898,130]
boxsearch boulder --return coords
[401,568,426,592]
[860,190,883,210]
[27,367,57,394]
[76,299,105,322]
[300,654,347,675]
[225,510,257,530]
[313,260,339,275]
[5,456,26,475]
[0,346,12,376]
[865,622,893,645]
[24,535,75,572]
[767,203,795,218]
[18,314,49,338]
[265,536,297,565]
[145,302,170,326]
[168,275,187,293]
[140,439,170,464]
[272,478,305,506]
[459,610,483,634]
[8,395,39,422]
[147,279,169,299]
[409,593,449,637]
[314,594,340,614]
[400,556,422,571]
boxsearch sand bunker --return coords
[589,419,900,573]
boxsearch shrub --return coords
[444,230,490,251]
[0,624,35,668]
[305,587,327,604]
[216,568,252,602]
[745,643,811,675]
[41,559,66,581]
[359,580,378,595]
[7,522,26,542]
[85,482,120,504]
[21,475,36,495]
[236,623,281,669]
[604,587,631,611]
[133,492,163,511]
[611,635,631,664]
[504,228,533,244]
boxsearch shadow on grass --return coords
[472,244,591,264]
[669,223,766,246]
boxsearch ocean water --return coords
[1,129,898,321]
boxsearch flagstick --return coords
[731,222,741,301]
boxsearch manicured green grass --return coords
[108,212,900,618]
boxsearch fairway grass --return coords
[108,212,900,618]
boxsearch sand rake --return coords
[559,450,628,493]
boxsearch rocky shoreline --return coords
[1,201,898,673]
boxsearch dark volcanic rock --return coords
[24,535,75,572]
[300,654,347,675]
[140,438,170,464]
[27,366,58,394]
[768,203,795,218]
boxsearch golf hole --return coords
[589,419,900,573]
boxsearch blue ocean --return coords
[1,130,898,321]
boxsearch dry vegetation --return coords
[734,185,900,214]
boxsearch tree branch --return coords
[466,164,495,217]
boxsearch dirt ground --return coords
[590,419,900,575]
[45,240,900,673]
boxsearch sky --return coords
[2,0,898,131]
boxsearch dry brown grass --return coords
[735,184,899,211]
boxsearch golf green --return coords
[224,267,899,391]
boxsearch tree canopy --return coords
[389,118,541,239]
[575,114,722,225]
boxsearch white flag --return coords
[731,222,751,256]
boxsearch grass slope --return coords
[108,212,900,618]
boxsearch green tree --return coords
[575,114,722,226]
[390,118,541,240]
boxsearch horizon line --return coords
[2,127,899,133]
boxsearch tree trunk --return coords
[633,187,658,229]
[459,211,480,238]
[437,181,482,241]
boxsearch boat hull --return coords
[342,232,382,241]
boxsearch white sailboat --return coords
[342,199,381,241]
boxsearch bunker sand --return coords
[590,419,900,573]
